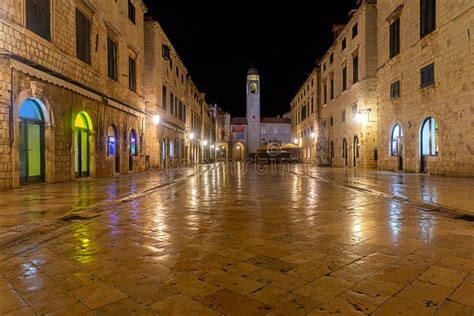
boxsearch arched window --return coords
[421,117,439,156]
[330,140,334,158]
[107,125,117,156]
[75,112,91,130]
[342,139,347,158]
[354,136,359,158]
[169,140,174,157]
[130,129,137,156]
[19,99,44,121]
[162,139,166,160]
[391,124,403,156]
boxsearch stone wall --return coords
[376,0,474,175]
[291,68,318,162]
[0,0,149,189]
[318,1,378,169]
[0,59,12,189]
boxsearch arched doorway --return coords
[391,124,404,171]
[161,139,167,167]
[342,138,348,167]
[19,99,45,184]
[353,136,359,167]
[108,125,120,173]
[233,143,244,161]
[420,117,438,173]
[330,140,334,166]
[129,129,138,171]
[74,112,92,178]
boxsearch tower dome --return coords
[247,67,258,75]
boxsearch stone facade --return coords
[290,68,319,163]
[246,68,261,154]
[211,104,231,160]
[376,0,474,175]
[291,0,473,176]
[0,0,214,189]
[144,19,210,168]
[229,67,292,160]
[261,117,292,145]
[0,0,149,189]
[318,0,378,169]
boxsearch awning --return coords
[10,59,102,102]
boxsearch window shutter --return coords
[83,15,91,63]
[421,0,427,36]
[38,0,51,40]
[26,0,51,40]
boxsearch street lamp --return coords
[152,115,160,126]
[189,132,195,140]
[355,112,365,124]
[355,108,373,124]
[203,140,208,146]
[310,132,316,139]
[293,138,298,145]
[210,144,215,149]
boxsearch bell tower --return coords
[246,66,261,154]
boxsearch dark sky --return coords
[144,1,358,117]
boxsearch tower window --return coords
[250,83,258,94]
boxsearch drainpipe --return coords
[9,64,14,147]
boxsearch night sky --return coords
[144,1,358,117]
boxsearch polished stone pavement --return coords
[0,166,205,244]
[0,163,473,315]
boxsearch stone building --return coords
[144,19,210,168]
[230,66,292,160]
[201,99,215,162]
[211,104,231,160]
[246,67,261,154]
[376,0,474,175]
[0,0,148,189]
[317,0,378,169]
[290,68,319,163]
[261,117,292,146]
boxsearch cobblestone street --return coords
[0,163,473,315]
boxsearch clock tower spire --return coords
[246,66,261,154]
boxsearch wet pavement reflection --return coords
[0,163,473,315]
[296,166,474,214]
[0,167,203,240]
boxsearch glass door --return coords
[19,120,44,184]
[75,129,90,177]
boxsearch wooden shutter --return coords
[76,10,91,64]
[26,0,51,40]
